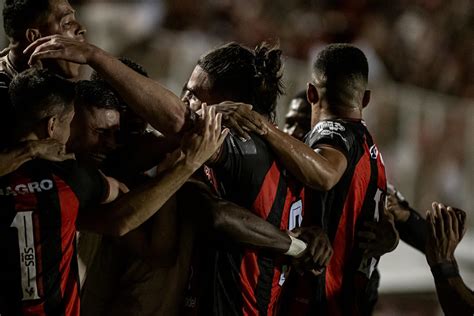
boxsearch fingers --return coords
[23,35,59,55]
[433,202,445,239]
[29,50,63,66]
[357,231,377,241]
[447,207,459,241]
[426,210,436,240]
[227,117,250,141]
[60,153,76,161]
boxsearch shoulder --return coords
[306,119,357,153]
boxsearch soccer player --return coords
[0,0,86,172]
[229,44,394,315]
[0,68,227,315]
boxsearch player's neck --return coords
[8,42,30,73]
[318,105,362,122]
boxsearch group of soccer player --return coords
[0,0,472,315]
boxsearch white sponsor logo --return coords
[370,145,379,160]
[0,180,54,196]
[316,121,345,133]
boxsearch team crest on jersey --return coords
[369,145,379,160]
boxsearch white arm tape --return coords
[284,235,307,257]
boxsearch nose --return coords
[76,22,87,39]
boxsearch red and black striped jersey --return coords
[186,133,304,316]
[280,119,387,316]
[0,159,107,316]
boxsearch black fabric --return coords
[255,171,287,315]
[396,208,427,254]
[34,168,66,316]
[206,133,286,315]
[304,120,378,315]
[305,120,364,243]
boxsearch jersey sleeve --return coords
[305,120,354,158]
[212,133,273,208]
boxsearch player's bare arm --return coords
[218,108,347,190]
[0,139,75,176]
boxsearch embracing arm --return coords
[0,139,75,176]
[263,123,347,191]
[25,36,189,135]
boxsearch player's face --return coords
[52,106,75,144]
[181,65,223,111]
[38,0,86,79]
[283,98,311,141]
[68,107,120,165]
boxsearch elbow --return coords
[306,174,339,191]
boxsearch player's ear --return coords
[307,83,319,105]
[25,28,42,44]
[46,115,57,138]
[362,90,371,109]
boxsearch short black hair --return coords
[75,80,122,111]
[9,67,75,137]
[313,43,368,107]
[198,42,284,120]
[3,0,51,40]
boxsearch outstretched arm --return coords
[25,36,189,135]
[180,179,332,270]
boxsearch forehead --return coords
[85,107,120,127]
[186,65,212,91]
[49,0,74,18]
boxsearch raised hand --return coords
[212,101,268,140]
[24,35,98,66]
[426,202,466,267]
[30,138,75,162]
[181,103,229,170]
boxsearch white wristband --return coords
[284,235,307,257]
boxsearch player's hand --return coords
[386,184,411,223]
[290,226,333,272]
[24,35,98,66]
[358,212,399,258]
[181,103,229,170]
[212,101,268,141]
[426,202,465,267]
[29,138,75,162]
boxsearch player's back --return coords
[0,159,106,316]
[204,133,305,316]
[307,119,387,316]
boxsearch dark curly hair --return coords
[197,42,284,121]
[3,0,50,40]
